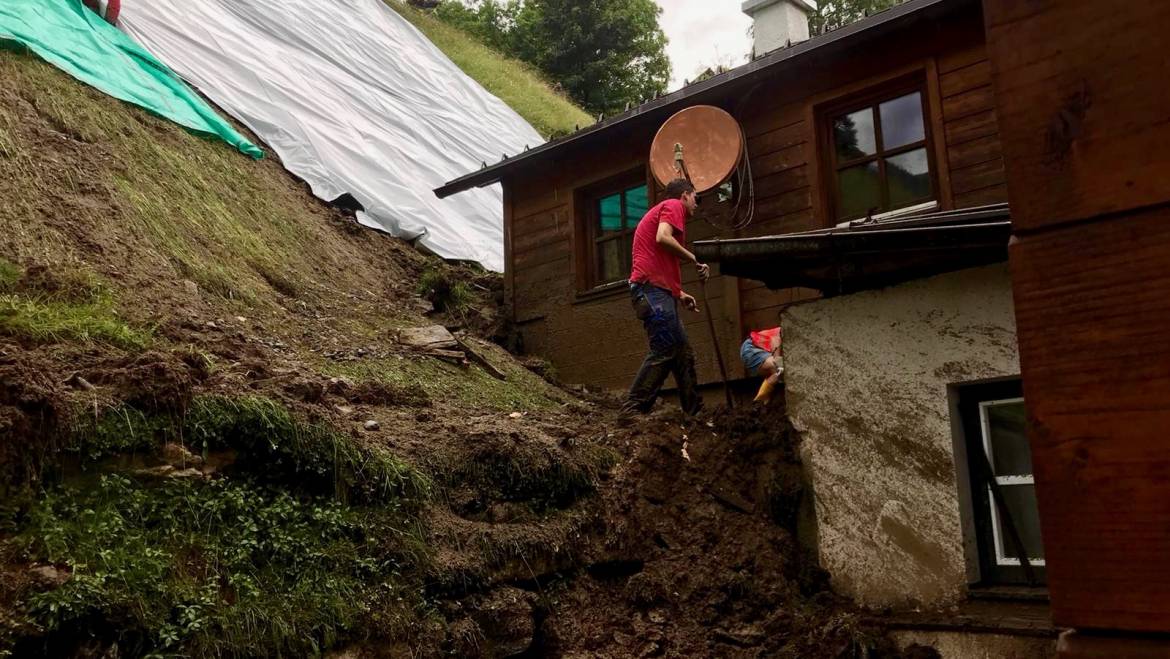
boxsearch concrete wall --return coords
[892,630,1056,659]
[783,264,1019,609]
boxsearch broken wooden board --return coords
[398,325,458,350]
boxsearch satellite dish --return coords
[649,105,744,194]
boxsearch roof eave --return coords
[433,0,969,199]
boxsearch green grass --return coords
[0,260,149,350]
[324,352,571,413]
[64,395,432,505]
[385,0,593,138]
[0,294,149,350]
[0,51,361,307]
[5,475,428,657]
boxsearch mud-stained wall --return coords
[782,264,1019,608]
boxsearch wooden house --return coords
[436,0,1006,394]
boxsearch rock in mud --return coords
[472,586,537,657]
[363,420,380,431]
[28,565,71,588]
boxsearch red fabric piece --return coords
[751,327,782,354]
[629,198,687,297]
[82,0,120,24]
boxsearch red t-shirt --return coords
[629,198,687,297]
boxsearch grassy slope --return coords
[0,50,604,656]
[384,0,593,138]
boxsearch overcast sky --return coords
[655,0,754,91]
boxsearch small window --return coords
[956,380,1046,586]
[827,88,936,221]
[588,180,648,288]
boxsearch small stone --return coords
[167,468,205,480]
[161,442,202,467]
[205,321,218,329]
[508,412,523,419]
[28,565,70,587]
[234,316,247,323]
[135,465,176,478]
[65,373,95,391]
[364,420,381,431]
[181,279,199,296]
[335,405,355,415]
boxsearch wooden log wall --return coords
[983,0,1170,640]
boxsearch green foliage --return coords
[66,396,431,505]
[450,443,619,511]
[386,1,593,138]
[8,475,426,657]
[0,294,150,351]
[431,0,670,116]
[0,51,350,308]
[0,259,19,293]
[808,0,903,36]
[186,396,431,504]
[325,352,571,413]
[416,267,475,316]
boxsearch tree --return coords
[808,0,902,36]
[434,0,670,117]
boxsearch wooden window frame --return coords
[577,168,649,291]
[820,76,940,222]
[954,379,1047,588]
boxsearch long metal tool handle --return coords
[700,279,734,408]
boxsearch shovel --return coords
[699,279,734,409]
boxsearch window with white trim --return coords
[956,380,1046,586]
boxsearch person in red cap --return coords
[620,178,710,418]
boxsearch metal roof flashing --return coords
[433,0,969,199]
[693,204,1011,295]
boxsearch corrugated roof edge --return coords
[433,0,969,199]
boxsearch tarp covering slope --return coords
[0,0,262,159]
[121,0,545,272]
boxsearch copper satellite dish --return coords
[649,105,744,194]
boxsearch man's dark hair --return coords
[665,178,695,199]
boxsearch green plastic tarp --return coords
[0,0,263,159]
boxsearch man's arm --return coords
[655,221,711,280]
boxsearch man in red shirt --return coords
[621,178,711,417]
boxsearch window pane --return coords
[625,185,649,228]
[994,484,1045,563]
[598,193,622,234]
[879,92,925,150]
[837,161,881,219]
[886,148,932,208]
[597,238,625,284]
[834,108,877,160]
[985,400,1032,476]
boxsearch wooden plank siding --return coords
[503,8,1008,391]
[983,0,1170,637]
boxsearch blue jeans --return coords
[621,283,701,415]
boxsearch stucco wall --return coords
[782,264,1019,608]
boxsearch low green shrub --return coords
[6,474,427,657]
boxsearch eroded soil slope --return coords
[0,50,920,657]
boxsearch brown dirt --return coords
[527,405,901,659]
[0,51,925,658]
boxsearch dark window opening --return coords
[826,87,937,221]
[588,180,648,288]
[956,380,1046,587]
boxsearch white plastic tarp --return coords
[120,0,544,272]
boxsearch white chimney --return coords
[742,0,815,56]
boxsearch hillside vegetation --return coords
[0,47,909,658]
[385,0,593,138]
